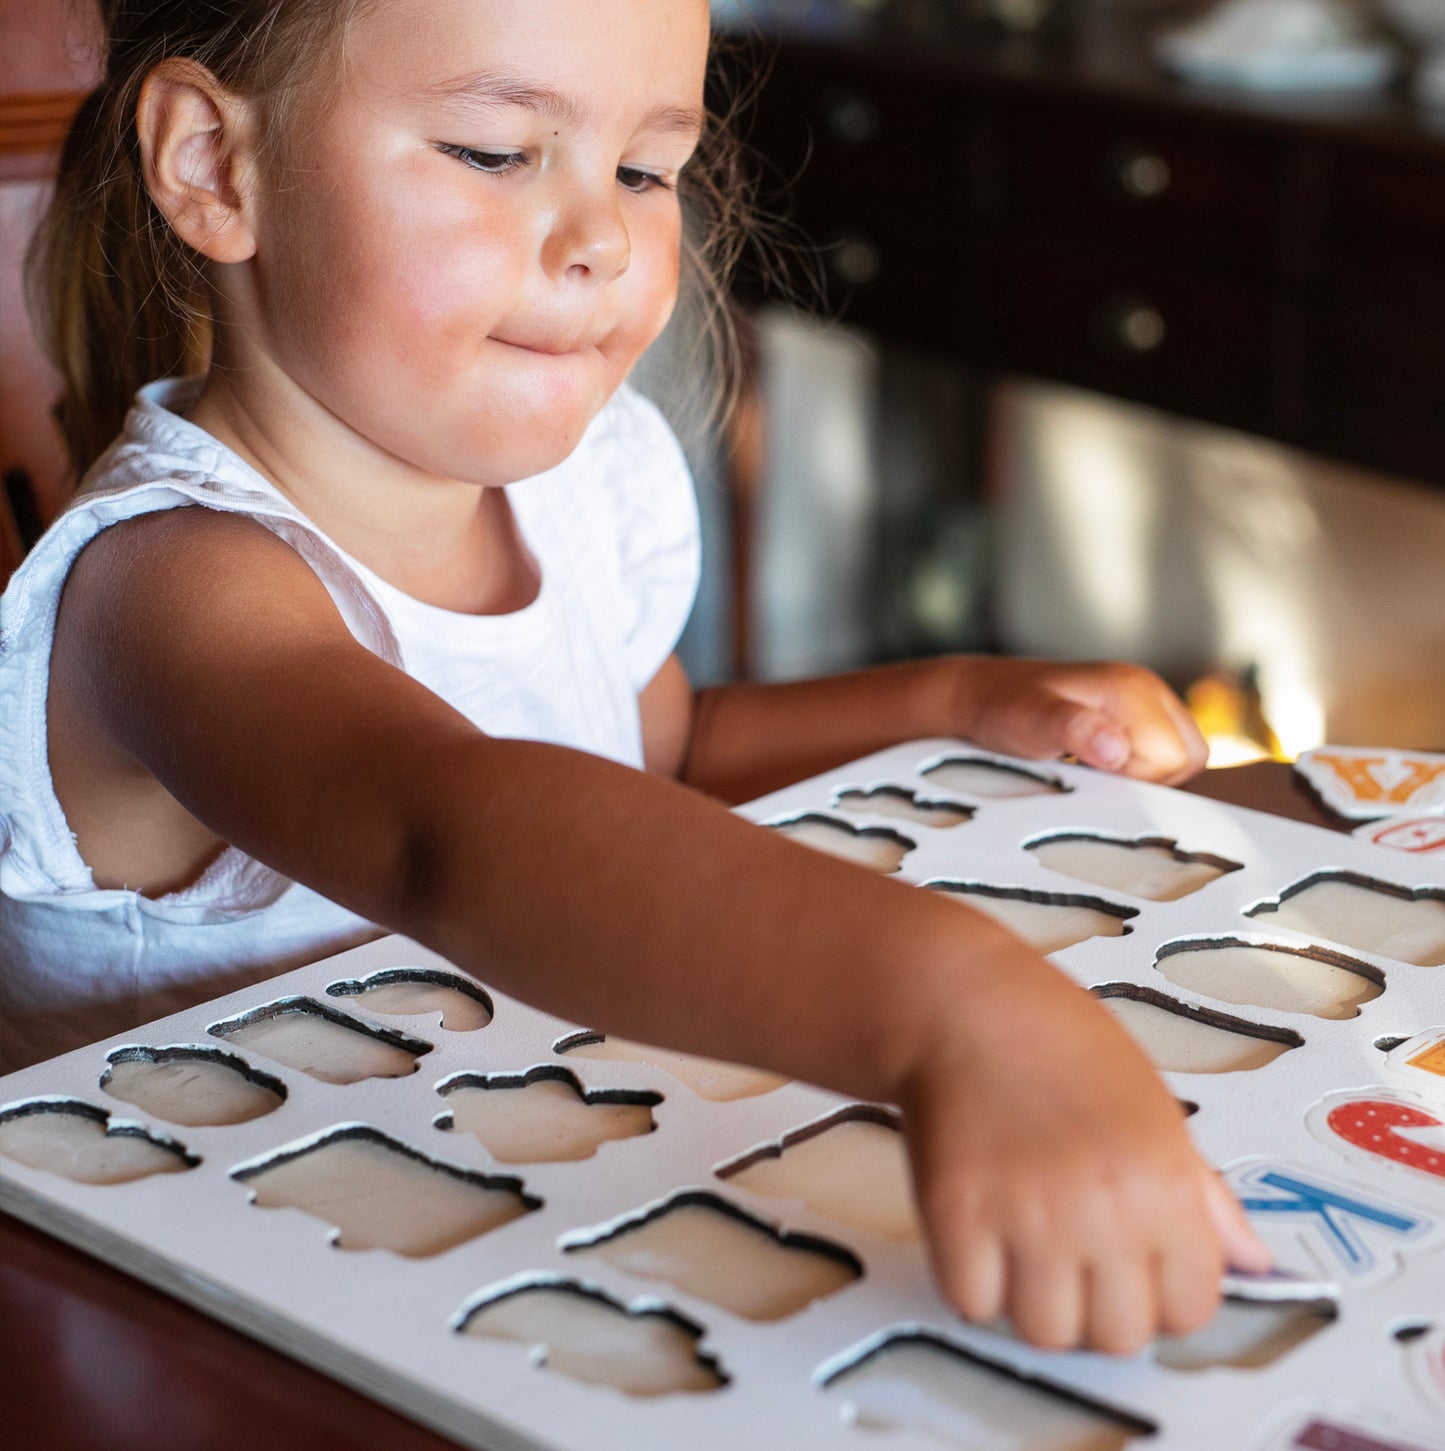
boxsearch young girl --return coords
[2,0,1267,1357]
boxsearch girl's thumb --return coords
[1204,1172,1272,1273]
[1056,703,1130,772]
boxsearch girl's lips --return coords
[493,335,597,356]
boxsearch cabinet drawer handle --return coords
[1107,145,1172,200]
[825,233,883,287]
[822,92,882,145]
[1094,297,1168,355]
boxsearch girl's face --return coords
[247,0,709,487]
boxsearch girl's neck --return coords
[185,352,541,617]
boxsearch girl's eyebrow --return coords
[426,70,703,138]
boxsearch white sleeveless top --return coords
[0,378,700,1071]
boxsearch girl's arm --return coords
[53,508,1263,1353]
[650,655,1206,806]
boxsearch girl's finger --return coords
[1154,1220,1224,1339]
[1082,1250,1157,1356]
[1123,683,1207,783]
[1066,706,1132,772]
[1008,1244,1086,1351]
[1154,685,1208,780]
[947,1229,1007,1327]
[1100,690,1196,782]
[1204,1170,1272,1273]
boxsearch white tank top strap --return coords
[0,379,403,905]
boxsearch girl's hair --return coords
[28,1,761,480]
[28,0,369,480]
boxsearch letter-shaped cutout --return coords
[1322,1094,1445,1184]
[1309,752,1445,807]
[1228,1161,1436,1286]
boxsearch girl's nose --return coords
[544,186,631,285]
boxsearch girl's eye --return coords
[617,166,673,194]
[439,144,526,175]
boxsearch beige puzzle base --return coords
[3,741,1444,1451]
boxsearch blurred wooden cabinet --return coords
[736,12,1445,490]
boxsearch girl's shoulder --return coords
[2,377,400,666]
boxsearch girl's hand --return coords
[948,657,1207,785]
[899,947,1271,1353]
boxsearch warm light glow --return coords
[1036,406,1156,650]
[1187,670,1288,768]
[1204,735,1272,768]
[1260,680,1327,762]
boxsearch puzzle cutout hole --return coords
[1025,834,1240,902]
[823,1332,1149,1449]
[564,1192,861,1322]
[929,883,1136,954]
[555,1031,787,1102]
[436,1068,659,1163]
[1248,874,1445,967]
[1095,988,1301,1074]
[326,968,493,1031]
[101,1045,287,1126]
[769,813,915,873]
[1154,940,1384,1020]
[211,998,431,1084]
[719,1107,920,1243]
[0,1099,196,1184]
[232,1126,537,1255]
[833,785,973,829]
[920,756,1069,799]
[455,1280,726,1396]
[1153,1296,1336,1372]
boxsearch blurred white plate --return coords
[1157,35,1398,91]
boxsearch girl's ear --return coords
[137,58,261,264]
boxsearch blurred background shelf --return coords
[702,0,1445,752]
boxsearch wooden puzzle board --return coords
[2,740,1443,1451]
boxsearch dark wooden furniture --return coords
[0,760,1354,1451]
[727,0,1445,491]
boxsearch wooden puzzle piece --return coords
[1152,1295,1335,1372]
[1353,817,1445,856]
[0,1097,197,1184]
[326,967,494,1031]
[1253,1406,1445,1451]
[928,881,1136,954]
[100,1045,286,1126]
[1247,874,1445,967]
[554,1030,787,1102]
[1225,1159,1442,1290]
[1025,833,1240,902]
[1153,938,1384,1020]
[833,783,974,829]
[232,1125,539,1255]
[920,755,1070,798]
[1096,988,1301,1074]
[210,996,432,1084]
[562,1190,861,1322]
[716,1105,920,1243]
[1381,1030,1445,1099]
[767,812,915,873]
[435,1066,659,1163]
[1295,747,1445,822]
[1308,1090,1445,1194]
[819,1330,1150,1449]
[454,1276,727,1396]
